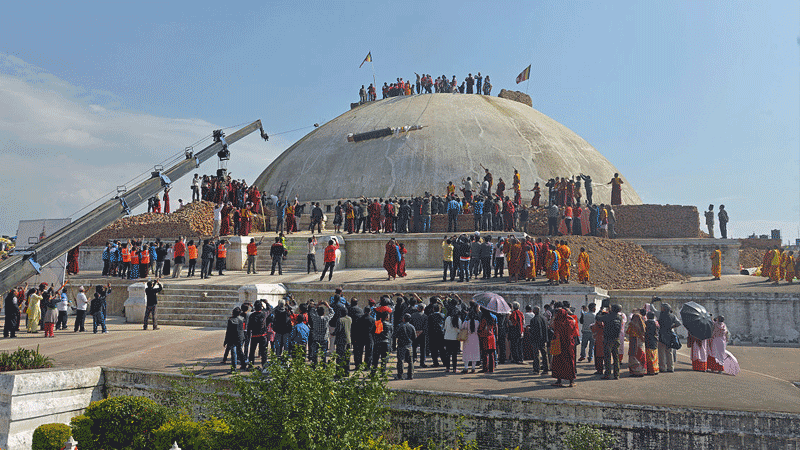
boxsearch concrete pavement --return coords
[0,317,798,414]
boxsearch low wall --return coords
[627,239,740,275]
[102,368,800,450]
[527,204,700,238]
[610,290,800,344]
[389,389,800,450]
[0,367,104,450]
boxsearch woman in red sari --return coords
[66,246,80,275]
[687,331,708,372]
[383,238,399,280]
[397,243,408,277]
[591,311,605,374]
[477,308,497,373]
[163,187,171,214]
[551,308,579,387]
[219,202,232,236]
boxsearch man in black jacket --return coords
[309,202,323,233]
[352,306,375,368]
[143,279,162,330]
[3,288,20,338]
[270,237,286,275]
[200,239,215,279]
[371,310,393,374]
[272,300,293,357]
[426,303,446,368]
[395,313,416,380]
[528,307,549,374]
[600,304,623,379]
[247,302,268,368]
[409,304,428,368]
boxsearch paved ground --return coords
[70,266,800,293]
[1,316,798,414]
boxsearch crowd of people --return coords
[438,234,589,285]
[759,245,798,284]
[99,237,232,280]
[216,289,732,387]
[359,72,493,103]
[3,281,112,338]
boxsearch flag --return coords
[359,52,372,68]
[516,64,531,84]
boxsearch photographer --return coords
[143,279,162,330]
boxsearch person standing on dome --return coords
[608,173,624,205]
[480,164,493,191]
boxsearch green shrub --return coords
[170,347,391,450]
[69,414,93,450]
[31,423,71,450]
[563,424,617,450]
[70,396,169,450]
[152,417,234,450]
[0,346,53,372]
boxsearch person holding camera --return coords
[143,279,162,330]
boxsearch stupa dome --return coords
[254,94,641,204]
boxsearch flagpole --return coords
[371,61,376,94]
[526,77,530,95]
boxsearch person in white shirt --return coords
[74,286,89,332]
[213,203,223,236]
[56,290,70,330]
[579,303,597,362]
[524,305,536,325]
[307,236,318,274]
[191,174,200,202]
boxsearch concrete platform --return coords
[0,316,798,414]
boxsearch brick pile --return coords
[85,201,270,245]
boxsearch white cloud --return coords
[0,54,289,235]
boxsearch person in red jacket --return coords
[319,238,339,281]
[172,237,186,278]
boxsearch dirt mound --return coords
[497,89,532,107]
[84,201,273,246]
[739,247,765,269]
[532,235,688,291]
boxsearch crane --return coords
[0,120,268,294]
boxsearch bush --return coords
[563,425,617,450]
[70,396,169,450]
[69,414,93,450]
[0,346,53,372]
[171,347,392,450]
[31,423,71,450]
[152,417,234,450]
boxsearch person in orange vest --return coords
[129,245,141,279]
[120,244,131,279]
[247,237,264,274]
[319,238,340,282]
[139,244,151,278]
[172,237,186,278]
[185,239,199,277]
[216,239,229,276]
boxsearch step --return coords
[158,302,239,311]
[158,312,228,322]
[157,319,225,328]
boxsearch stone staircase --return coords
[255,236,321,275]
[156,284,240,327]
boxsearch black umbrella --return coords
[680,301,714,340]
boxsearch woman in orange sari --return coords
[625,312,647,377]
[523,240,536,281]
[544,245,559,285]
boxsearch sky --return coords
[0,1,797,242]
